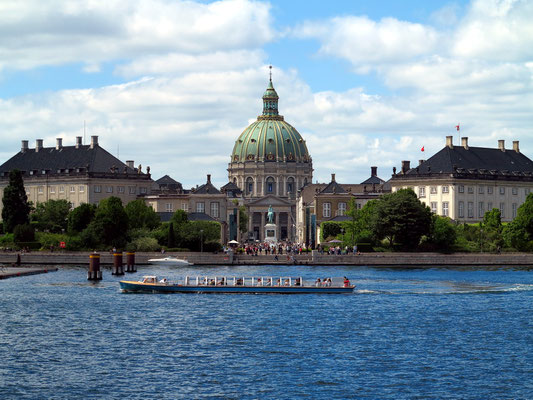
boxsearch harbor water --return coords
[1,264,532,399]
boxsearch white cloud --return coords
[0,0,274,73]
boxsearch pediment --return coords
[246,195,293,207]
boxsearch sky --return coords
[0,0,532,188]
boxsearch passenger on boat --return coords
[294,278,301,286]
[276,278,281,286]
[327,278,332,287]
[266,278,272,286]
[257,277,262,286]
[209,279,216,286]
[343,277,350,287]
[284,278,290,286]
[315,278,321,287]
[236,278,243,286]
[159,278,167,283]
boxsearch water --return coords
[1,265,532,399]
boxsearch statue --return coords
[267,205,274,224]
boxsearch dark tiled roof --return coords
[194,181,221,195]
[361,175,385,185]
[0,144,143,176]
[319,180,347,194]
[156,175,179,185]
[188,212,217,221]
[409,146,533,176]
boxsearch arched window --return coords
[287,177,295,196]
[266,177,276,195]
[246,177,254,195]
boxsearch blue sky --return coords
[0,0,531,188]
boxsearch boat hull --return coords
[119,281,354,294]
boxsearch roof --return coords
[319,179,347,194]
[400,145,533,181]
[361,175,385,185]
[0,143,149,179]
[156,175,179,185]
[187,212,217,222]
[193,176,221,195]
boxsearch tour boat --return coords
[119,276,355,294]
[147,256,193,266]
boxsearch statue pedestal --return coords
[264,223,278,244]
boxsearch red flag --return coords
[455,124,460,131]
[421,146,425,152]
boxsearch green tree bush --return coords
[82,197,129,249]
[32,199,71,233]
[68,203,96,233]
[2,169,31,232]
[13,223,35,243]
[125,199,160,230]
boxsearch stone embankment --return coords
[0,266,58,279]
[0,251,532,267]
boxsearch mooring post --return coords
[88,253,102,280]
[112,252,124,275]
[126,252,136,273]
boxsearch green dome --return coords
[231,79,311,164]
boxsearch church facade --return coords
[227,75,313,242]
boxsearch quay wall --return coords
[1,251,533,267]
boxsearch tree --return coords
[482,208,503,250]
[344,198,359,246]
[171,209,188,226]
[83,197,129,248]
[32,199,71,233]
[68,203,96,233]
[371,189,432,249]
[503,193,533,250]
[429,215,457,250]
[167,222,176,248]
[238,205,248,235]
[321,221,342,241]
[2,169,30,232]
[125,199,160,230]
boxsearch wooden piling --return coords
[88,253,102,280]
[125,252,136,272]
[112,252,124,275]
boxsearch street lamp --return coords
[200,229,204,253]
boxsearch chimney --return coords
[56,138,63,150]
[513,140,520,153]
[498,140,505,152]
[90,135,98,149]
[36,139,43,152]
[126,160,134,169]
[207,174,211,183]
[371,166,377,176]
[401,160,411,174]
[446,136,453,149]
[76,136,82,148]
[21,140,28,153]
[331,173,336,182]
[461,137,469,150]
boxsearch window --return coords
[512,203,517,218]
[468,202,474,218]
[419,187,426,198]
[181,203,188,212]
[458,201,464,218]
[70,186,76,193]
[478,202,484,218]
[129,187,136,194]
[430,186,437,194]
[140,187,147,194]
[59,186,65,193]
[165,203,173,212]
[79,186,85,193]
[338,202,346,216]
[117,186,124,194]
[468,187,474,194]
[487,186,493,194]
[50,187,55,193]
[196,202,205,213]
[267,182,273,193]
[94,185,101,193]
[323,202,331,218]
[499,187,505,195]
[442,202,449,217]
[106,186,113,193]
[488,202,493,212]
[38,187,43,194]
[211,202,220,218]
[499,202,505,218]
[430,202,437,214]
[459,185,464,193]
[478,186,484,194]
[442,186,449,193]
[512,187,518,195]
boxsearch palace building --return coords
[0,136,153,217]
[390,136,533,222]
